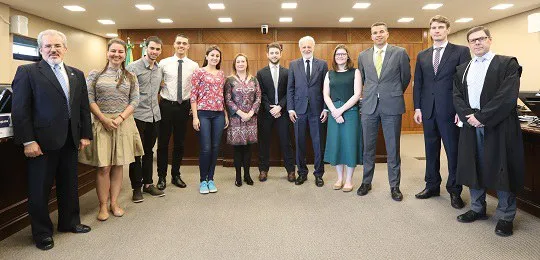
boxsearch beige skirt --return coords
[79,113,144,167]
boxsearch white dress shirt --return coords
[269,63,280,105]
[372,43,388,66]
[466,51,494,110]
[303,57,313,77]
[432,41,448,65]
[160,55,199,101]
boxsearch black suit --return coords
[257,65,295,173]
[413,43,471,194]
[11,60,92,242]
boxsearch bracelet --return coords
[118,114,125,120]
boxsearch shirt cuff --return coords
[23,141,36,146]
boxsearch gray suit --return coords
[358,44,411,187]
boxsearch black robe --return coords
[452,55,524,192]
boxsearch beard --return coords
[269,58,280,65]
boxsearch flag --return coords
[125,37,134,66]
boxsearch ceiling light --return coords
[353,3,371,9]
[218,17,232,23]
[422,4,443,10]
[135,4,154,10]
[491,4,514,10]
[339,17,354,23]
[157,18,173,23]
[98,19,115,25]
[63,5,86,12]
[397,17,414,23]
[208,3,225,9]
[281,2,297,9]
[455,18,473,23]
[279,17,293,22]
[106,33,118,38]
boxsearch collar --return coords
[474,51,494,62]
[174,55,189,62]
[374,44,388,53]
[269,63,280,68]
[433,41,448,49]
[142,57,159,68]
[303,57,314,63]
[47,61,65,70]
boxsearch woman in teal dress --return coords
[323,44,363,192]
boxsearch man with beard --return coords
[156,34,199,190]
[287,36,328,187]
[11,29,92,250]
[127,36,165,202]
[257,42,296,182]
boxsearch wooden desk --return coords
[518,124,540,217]
[0,137,97,241]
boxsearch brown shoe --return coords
[259,171,268,182]
[287,171,296,182]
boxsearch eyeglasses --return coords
[335,53,348,57]
[468,36,490,44]
[41,44,64,51]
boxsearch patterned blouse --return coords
[87,67,139,114]
[224,75,261,145]
[190,68,226,111]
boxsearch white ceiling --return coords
[3,0,540,38]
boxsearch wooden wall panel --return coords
[202,29,274,43]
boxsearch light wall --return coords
[449,8,540,92]
[0,4,107,84]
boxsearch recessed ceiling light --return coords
[63,5,86,12]
[397,17,414,23]
[282,2,297,9]
[279,17,293,22]
[135,4,154,10]
[353,3,371,9]
[339,17,354,23]
[218,17,232,23]
[455,18,474,23]
[491,4,514,10]
[422,4,443,10]
[98,19,115,25]
[208,3,225,9]
[106,33,118,38]
[157,18,173,23]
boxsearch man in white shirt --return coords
[156,34,199,190]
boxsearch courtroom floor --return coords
[1,134,539,260]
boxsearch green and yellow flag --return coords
[125,37,134,66]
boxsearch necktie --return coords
[375,49,383,78]
[433,47,442,74]
[305,60,311,83]
[53,64,70,117]
[272,65,279,104]
[177,59,184,103]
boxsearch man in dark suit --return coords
[413,15,471,209]
[357,22,411,201]
[11,29,92,250]
[257,42,296,182]
[287,36,328,187]
[453,26,524,237]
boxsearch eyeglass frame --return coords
[468,36,490,44]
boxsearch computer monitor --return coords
[518,91,540,117]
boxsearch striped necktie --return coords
[53,64,71,117]
[433,47,442,74]
[375,49,383,78]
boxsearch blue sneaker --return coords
[208,180,218,193]
[199,181,209,194]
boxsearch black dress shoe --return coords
[415,188,440,199]
[457,210,488,223]
[356,183,372,196]
[450,193,465,209]
[244,175,254,185]
[495,220,513,237]
[172,176,187,188]
[35,237,54,250]
[157,177,166,190]
[58,224,91,233]
[295,175,307,185]
[391,187,403,201]
[235,179,242,187]
[315,176,324,187]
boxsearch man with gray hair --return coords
[12,29,92,250]
[287,36,328,187]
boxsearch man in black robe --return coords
[453,26,524,237]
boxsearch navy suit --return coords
[413,43,471,194]
[287,58,328,176]
[12,59,92,242]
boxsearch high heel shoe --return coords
[244,175,254,186]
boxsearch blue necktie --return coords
[53,64,71,117]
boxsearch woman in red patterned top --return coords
[224,53,261,187]
[190,45,229,194]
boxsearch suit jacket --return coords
[453,55,524,192]
[12,59,92,150]
[257,65,288,113]
[287,57,329,115]
[414,43,471,119]
[358,44,411,115]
